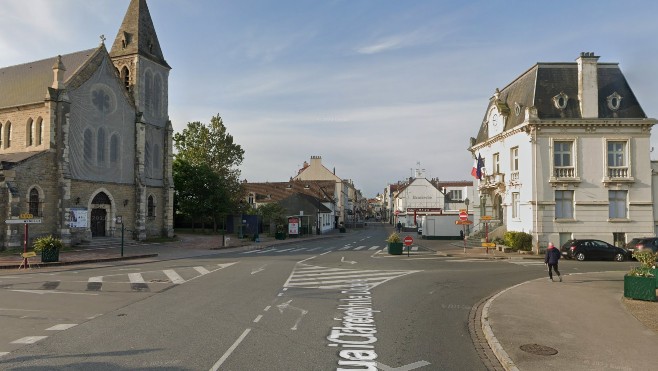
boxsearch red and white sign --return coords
[394,210,400,215]
[288,217,299,235]
[459,210,468,221]
[403,235,414,246]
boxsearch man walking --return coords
[544,242,562,282]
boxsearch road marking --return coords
[368,246,380,250]
[253,315,263,323]
[276,300,308,330]
[11,336,48,344]
[354,245,366,250]
[377,360,431,370]
[128,273,145,283]
[89,276,103,283]
[264,306,271,311]
[163,270,186,284]
[0,352,8,357]
[194,266,211,275]
[10,290,98,296]
[251,265,266,275]
[411,246,419,252]
[209,328,251,371]
[274,248,295,253]
[340,257,356,264]
[284,264,420,290]
[46,324,77,331]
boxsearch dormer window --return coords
[607,92,623,111]
[552,92,569,110]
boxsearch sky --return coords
[3,1,658,198]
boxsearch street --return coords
[0,224,636,370]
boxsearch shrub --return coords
[628,250,658,277]
[387,232,401,243]
[32,235,63,253]
[503,231,533,251]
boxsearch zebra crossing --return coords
[445,258,547,267]
[5,263,237,294]
[241,244,423,255]
[283,263,420,290]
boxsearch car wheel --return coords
[614,253,625,262]
[575,252,585,261]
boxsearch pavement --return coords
[1,226,656,370]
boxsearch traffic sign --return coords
[403,235,414,246]
[459,210,468,221]
[395,210,400,215]
[481,242,496,247]
[6,218,42,224]
[481,215,492,220]
[19,213,34,219]
[455,220,473,225]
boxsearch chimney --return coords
[52,55,66,89]
[310,155,322,168]
[577,52,599,118]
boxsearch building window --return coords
[84,129,93,161]
[553,141,574,177]
[492,153,500,174]
[609,190,627,219]
[110,135,119,164]
[36,117,43,145]
[510,147,519,171]
[97,127,106,165]
[448,190,463,202]
[153,143,161,176]
[28,188,41,216]
[6,122,11,148]
[145,141,152,177]
[0,123,3,146]
[555,190,573,219]
[607,141,628,178]
[121,66,130,90]
[147,195,155,217]
[27,118,34,146]
[512,192,520,219]
[613,232,626,248]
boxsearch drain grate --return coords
[519,343,558,356]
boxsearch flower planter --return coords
[40,249,60,263]
[652,268,658,287]
[623,274,656,301]
[387,242,403,255]
[275,232,286,240]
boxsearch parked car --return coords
[624,237,658,257]
[560,239,629,262]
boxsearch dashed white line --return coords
[253,315,263,323]
[11,336,48,344]
[209,328,251,371]
[194,266,211,275]
[46,324,77,331]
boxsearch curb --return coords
[0,253,158,270]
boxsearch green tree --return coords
[257,203,287,235]
[173,115,245,231]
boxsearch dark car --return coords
[560,239,629,262]
[625,237,658,257]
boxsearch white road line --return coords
[411,246,419,251]
[354,246,366,250]
[128,273,145,283]
[11,336,48,344]
[46,324,77,331]
[163,270,186,284]
[88,276,103,283]
[368,246,380,250]
[264,306,271,311]
[253,315,263,323]
[194,266,211,275]
[256,248,275,254]
[0,352,9,357]
[274,248,296,253]
[209,328,251,371]
[306,246,324,251]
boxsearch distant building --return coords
[0,0,174,249]
[469,53,656,251]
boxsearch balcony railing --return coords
[607,166,629,179]
[553,166,575,178]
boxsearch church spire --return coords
[109,0,169,68]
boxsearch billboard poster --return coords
[67,207,88,228]
[288,217,299,235]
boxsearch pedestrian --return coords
[544,242,562,282]
[396,221,402,233]
[460,230,464,240]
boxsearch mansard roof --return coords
[109,0,170,68]
[0,48,96,109]
[474,60,647,146]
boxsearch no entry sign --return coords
[403,235,414,246]
[459,210,468,221]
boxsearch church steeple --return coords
[109,0,169,68]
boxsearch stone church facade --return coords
[0,0,174,249]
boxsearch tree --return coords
[257,203,287,235]
[173,115,245,230]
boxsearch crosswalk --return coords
[241,244,423,255]
[284,263,420,290]
[445,258,547,267]
[5,263,237,294]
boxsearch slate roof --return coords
[474,60,647,145]
[0,150,49,169]
[0,49,96,109]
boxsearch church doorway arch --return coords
[90,191,112,237]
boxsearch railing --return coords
[553,166,575,178]
[607,166,629,178]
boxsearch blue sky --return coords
[2,1,658,197]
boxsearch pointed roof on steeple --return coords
[109,0,170,68]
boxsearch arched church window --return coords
[36,117,43,145]
[28,188,41,216]
[0,123,3,147]
[97,127,106,165]
[92,192,111,205]
[27,118,34,146]
[153,143,160,175]
[147,195,155,217]
[110,134,119,164]
[121,66,130,90]
[154,74,162,116]
[84,129,93,161]
[145,141,152,177]
[6,122,12,148]
[145,71,153,114]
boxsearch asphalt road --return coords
[0,224,636,370]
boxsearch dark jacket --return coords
[545,247,561,265]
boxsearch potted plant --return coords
[387,232,403,255]
[33,235,63,263]
[623,250,658,301]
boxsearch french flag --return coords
[471,153,484,180]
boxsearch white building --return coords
[469,52,657,251]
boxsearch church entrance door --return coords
[91,208,107,237]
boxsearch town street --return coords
[0,224,635,370]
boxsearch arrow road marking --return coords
[276,299,308,330]
[377,360,431,371]
[340,256,356,264]
[251,265,267,275]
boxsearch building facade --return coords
[0,0,174,249]
[469,53,656,251]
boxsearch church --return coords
[0,0,174,249]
